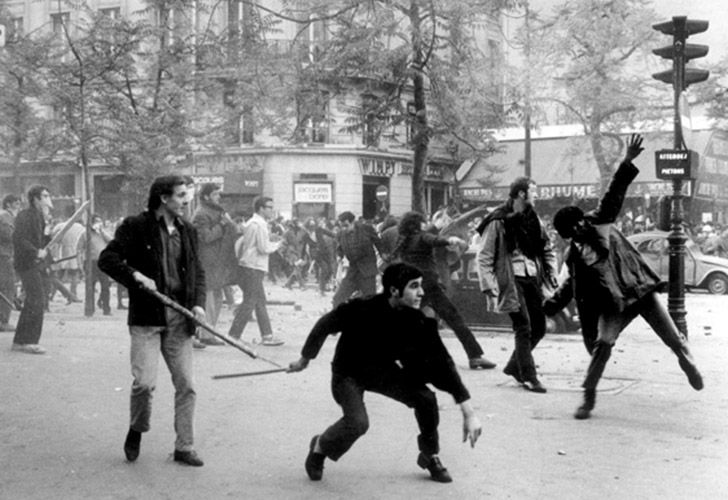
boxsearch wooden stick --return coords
[147,289,283,368]
[212,368,288,380]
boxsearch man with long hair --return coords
[99,175,207,466]
[395,211,496,370]
[476,176,559,393]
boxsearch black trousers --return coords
[318,371,440,461]
[422,278,484,359]
[13,267,45,345]
[504,276,546,381]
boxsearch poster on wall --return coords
[294,183,333,203]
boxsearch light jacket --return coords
[236,213,278,272]
[476,213,557,313]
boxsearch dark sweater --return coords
[301,294,470,403]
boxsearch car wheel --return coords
[706,273,728,295]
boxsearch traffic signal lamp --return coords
[652,16,709,90]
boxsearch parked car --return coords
[448,248,580,333]
[627,230,728,295]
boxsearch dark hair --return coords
[199,183,221,199]
[553,206,585,239]
[2,194,20,209]
[147,175,186,211]
[27,185,49,204]
[509,177,533,199]
[397,211,426,237]
[382,262,422,298]
[338,211,355,224]
[253,196,272,213]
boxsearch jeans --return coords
[13,267,45,345]
[129,308,196,452]
[504,277,546,382]
[422,278,484,359]
[318,371,440,461]
[229,267,273,339]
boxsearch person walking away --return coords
[228,196,284,346]
[98,175,206,466]
[395,211,496,370]
[11,186,53,354]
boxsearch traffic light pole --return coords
[667,20,688,337]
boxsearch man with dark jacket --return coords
[99,175,207,466]
[11,186,53,354]
[192,182,238,343]
[546,134,703,419]
[289,262,482,483]
[331,211,385,307]
[0,194,21,332]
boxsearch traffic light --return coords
[652,16,709,90]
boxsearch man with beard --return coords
[192,183,238,344]
[476,177,558,393]
[546,134,703,419]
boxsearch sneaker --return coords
[173,449,204,467]
[417,453,453,483]
[305,435,325,481]
[11,343,46,354]
[260,336,285,346]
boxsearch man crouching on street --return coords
[288,262,482,483]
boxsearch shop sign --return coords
[295,183,333,203]
[460,182,688,202]
[359,158,395,177]
[191,175,225,188]
[224,171,263,194]
[655,149,695,180]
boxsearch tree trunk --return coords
[410,1,428,215]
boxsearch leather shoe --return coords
[523,379,547,393]
[417,453,452,483]
[124,429,141,462]
[305,435,325,481]
[192,339,207,350]
[201,336,226,346]
[173,449,204,466]
[468,357,496,370]
[503,364,524,384]
[678,356,704,391]
[574,389,596,420]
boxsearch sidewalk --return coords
[0,286,725,499]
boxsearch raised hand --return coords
[625,133,644,161]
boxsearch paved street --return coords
[1,284,726,499]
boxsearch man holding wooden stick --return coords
[99,175,206,467]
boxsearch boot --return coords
[675,345,704,391]
[574,389,596,420]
